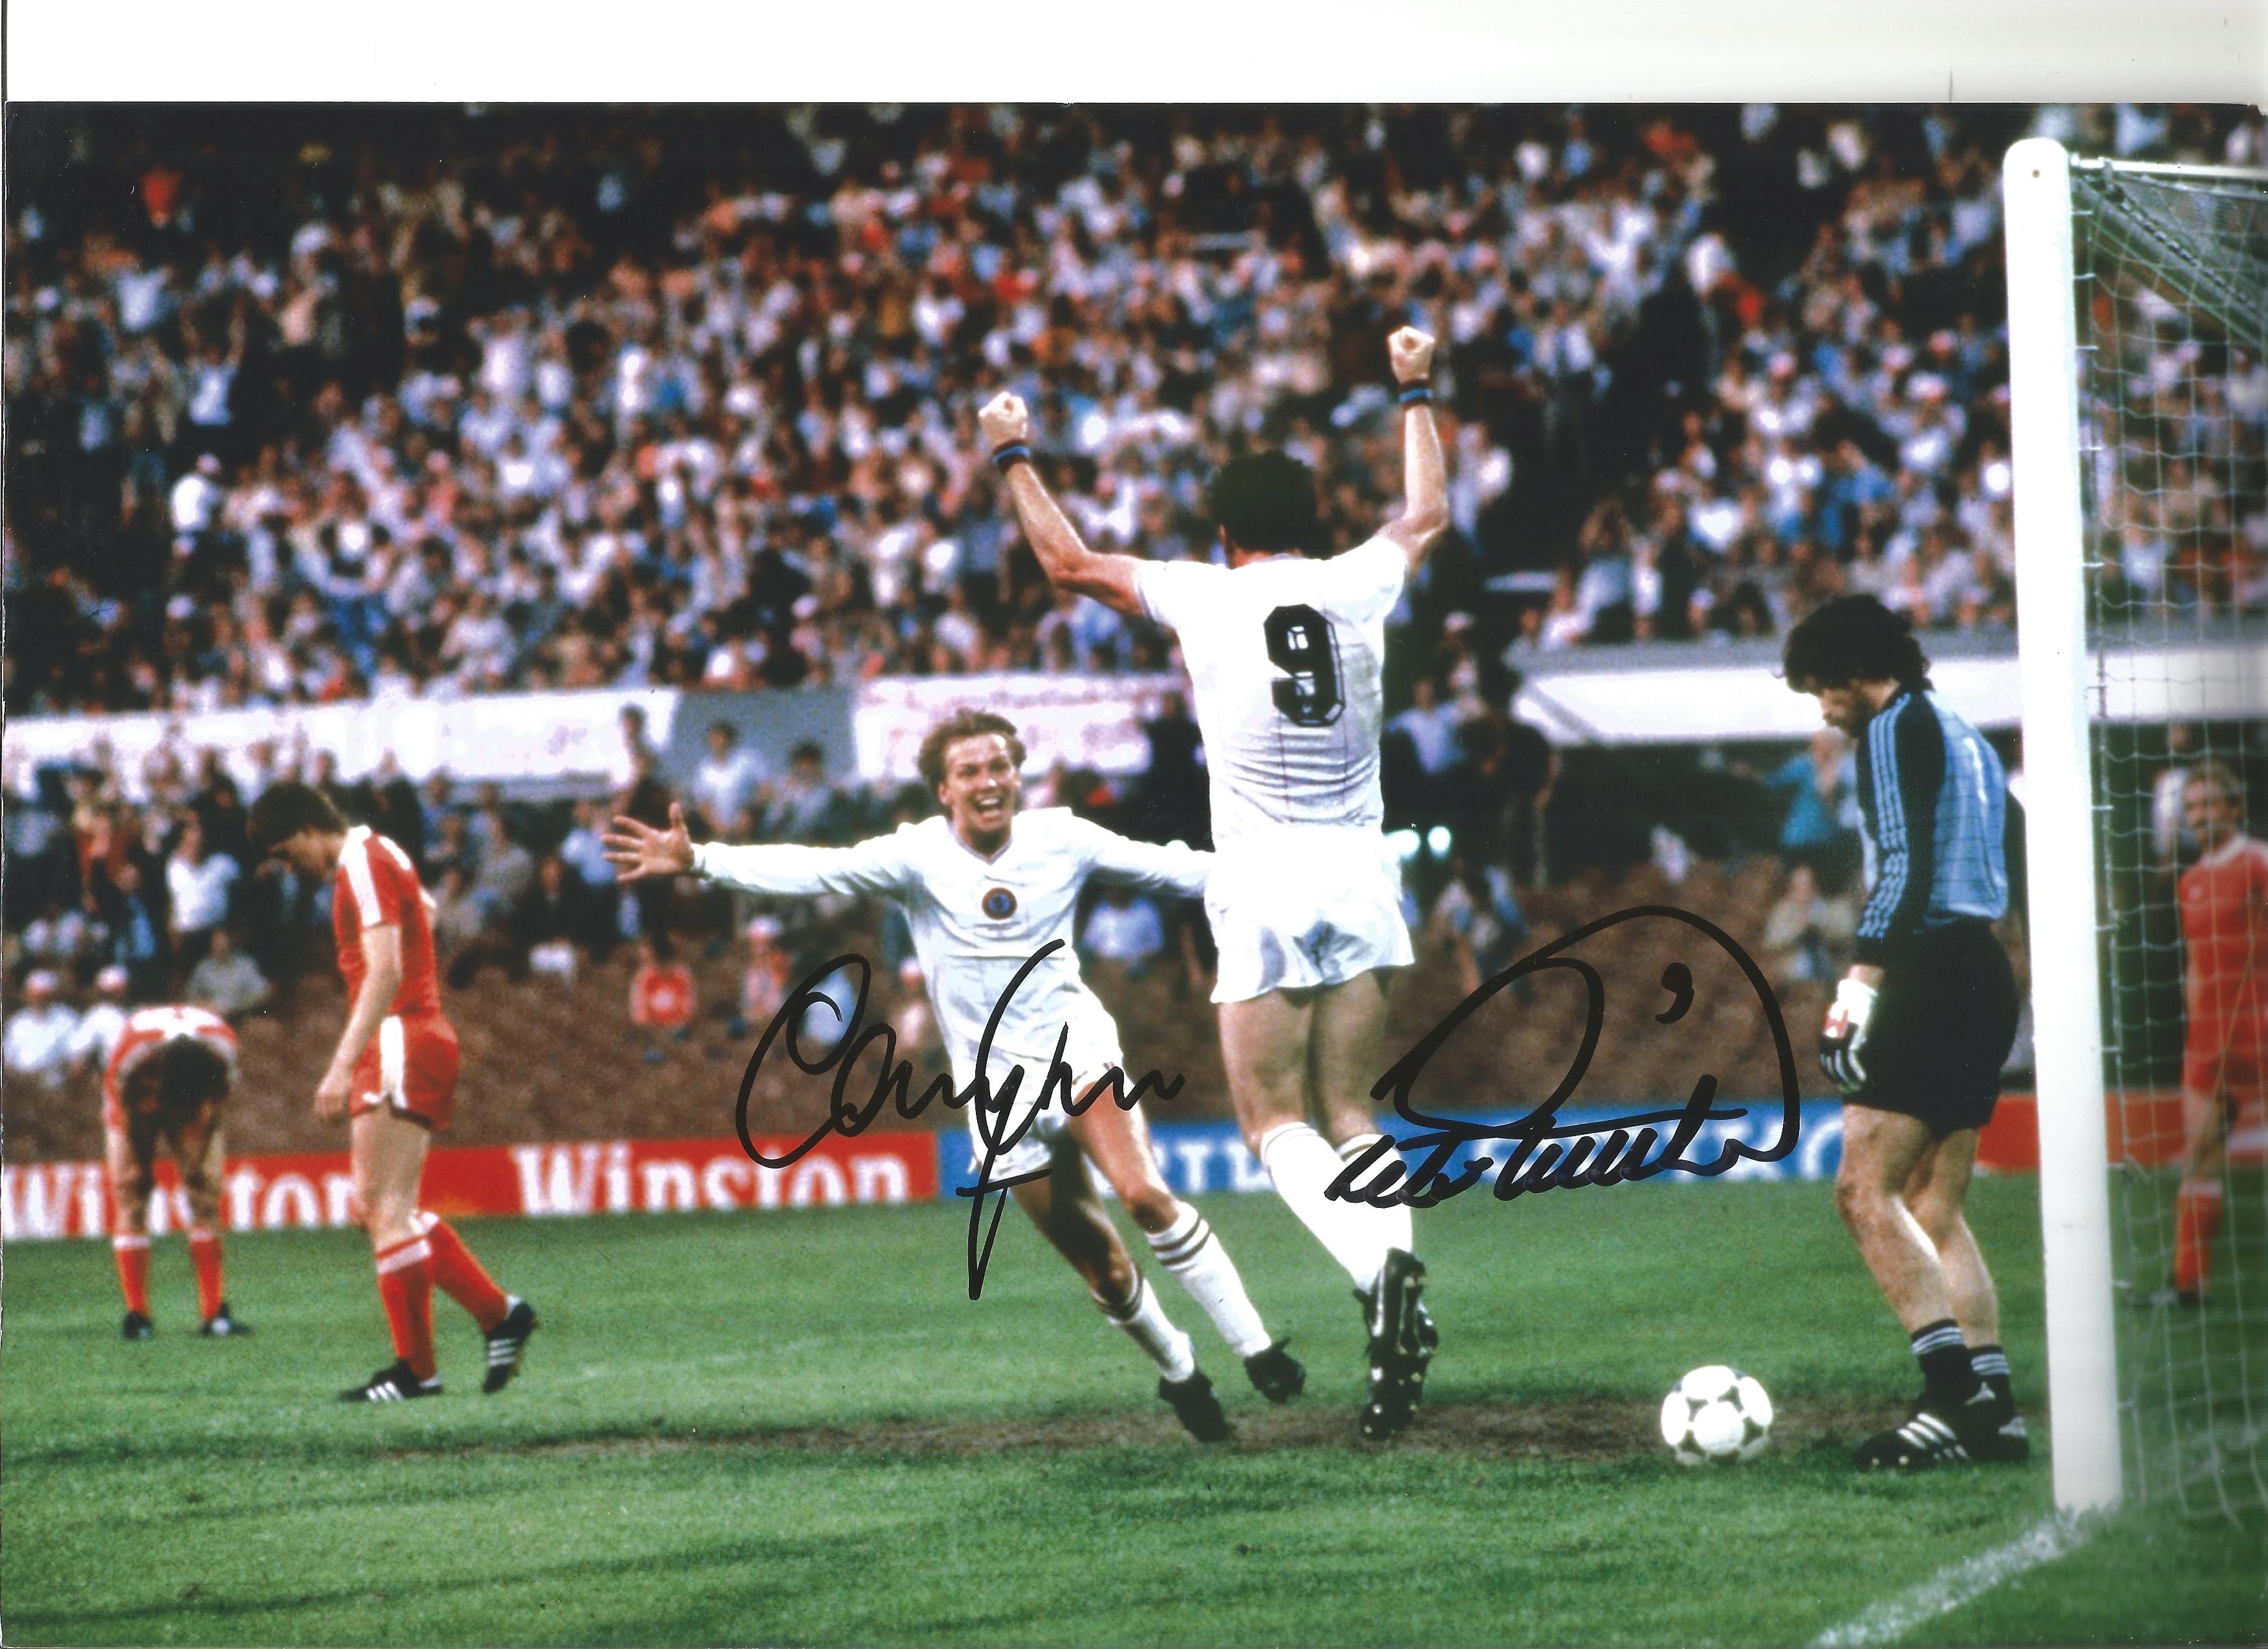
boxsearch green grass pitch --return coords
[5,1176,2262,1645]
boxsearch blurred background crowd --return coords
[6,101,2256,1130]
[8,103,2262,722]
[1,669,1922,1106]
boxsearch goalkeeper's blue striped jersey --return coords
[1852,685,2008,965]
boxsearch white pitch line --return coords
[1810,1511,2095,1646]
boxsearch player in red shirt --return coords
[2159,761,2268,1304]
[248,782,538,1401]
[103,1004,250,1339]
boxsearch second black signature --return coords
[1332,904,1802,1207]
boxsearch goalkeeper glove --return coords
[1819,976,1878,1094]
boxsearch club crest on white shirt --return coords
[980,887,1017,920]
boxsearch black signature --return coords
[1329,905,1801,1208]
[729,940,1183,1299]
[726,906,1797,1295]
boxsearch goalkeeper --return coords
[1782,597,2025,1471]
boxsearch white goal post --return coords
[2003,136,2124,1516]
[2005,137,2268,1520]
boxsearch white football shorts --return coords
[960,1055,1121,1184]
[1206,826,1414,1004]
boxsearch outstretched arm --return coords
[978,392,1149,618]
[1077,819,1213,900]
[1377,327,1450,572]
[603,803,910,898]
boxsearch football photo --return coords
[3,12,2263,1646]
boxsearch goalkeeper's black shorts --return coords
[1850,920,2021,1136]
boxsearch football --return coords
[1659,1365,1774,1465]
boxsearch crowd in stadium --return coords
[4,101,2254,1062]
[7,103,2262,722]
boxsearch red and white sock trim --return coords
[374,1237,433,1275]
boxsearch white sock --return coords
[1339,1134,1413,1255]
[1148,1203,1272,1358]
[1259,1121,1394,1295]
[1092,1272,1196,1383]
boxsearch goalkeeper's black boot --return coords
[1902,1379,2030,1464]
[1855,1383,2009,1469]
[1243,1339,1306,1404]
[1972,1403,2031,1464]
[1853,1405,1974,1469]
[1158,1370,1231,1443]
[340,1361,442,1403]
[481,1297,539,1394]
[1358,1249,1433,1441]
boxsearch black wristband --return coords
[991,442,1033,473]
[1397,383,1434,406]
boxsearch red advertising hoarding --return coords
[1,1131,938,1242]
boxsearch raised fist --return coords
[978,391,1030,449]
[1387,327,1436,385]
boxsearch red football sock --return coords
[113,1233,151,1316]
[374,1234,438,1381]
[188,1229,225,1319]
[2174,1180,2225,1294]
[418,1211,508,1330]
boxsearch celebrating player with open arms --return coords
[103,1004,250,1340]
[248,782,538,1403]
[1782,598,2027,1469]
[602,709,1305,1441]
[978,327,1450,1440]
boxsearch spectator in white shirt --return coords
[166,817,239,972]
[186,928,274,1022]
[690,721,769,839]
[1390,677,1462,777]
[770,742,843,841]
[169,453,224,537]
[559,798,617,893]
[20,896,95,975]
[440,588,515,688]
[67,964,135,1073]
[5,972,83,1092]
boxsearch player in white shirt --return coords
[978,326,1450,1439]
[601,709,1305,1440]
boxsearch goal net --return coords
[2072,156,2268,1520]
[2009,142,2268,1519]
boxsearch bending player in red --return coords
[248,782,538,1401]
[2155,761,2267,1306]
[105,1004,250,1339]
